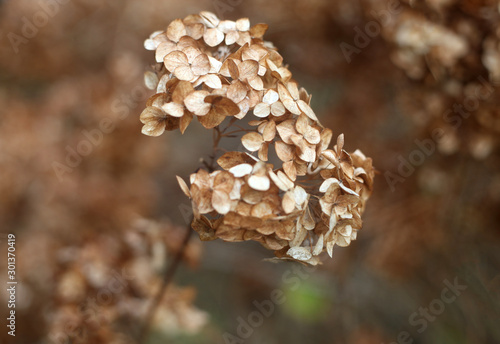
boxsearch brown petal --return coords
[290,222,307,247]
[239,59,259,78]
[275,141,295,162]
[186,23,204,40]
[161,102,185,118]
[295,114,309,134]
[140,106,167,137]
[275,221,295,240]
[191,53,211,76]
[144,71,159,90]
[164,50,189,73]
[247,76,264,91]
[204,28,224,47]
[242,187,263,205]
[213,171,235,194]
[184,91,211,116]
[283,161,297,181]
[236,31,251,46]
[216,225,245,242]
[256,223,275,235]
[208,56,223,73]
[276,119,298,144]
[217,151,255,170]
[312,234,324,255]
[191,216,216,241]
[287,82,300,100]
[205,95,241,117]
[225,31,239,45]
[277,171,295,190]
[191,184,214,214]
[236,18,250,31]
[302,206,316,230]
[254,103,271,118]
[262,120,276,142]
[212,189,231,214]
[194,74,222,89]
[227,80,247,103]
[268,170,290,192]
[318,128,333,152]
[197,109,225,129]
[297,100,318,121]
[179,111,193,134]
[282,191,295,214]
[304,126,321,144]
[264,236,287,250]
[251,201,273,217]
[249,23,268,38]
[263,89,279,104]
[295,138,317,163]
[258,142,269,161]
[166,19,187,42]
[287,247,312,261]
[174,65,195,81]
[278,83,300,115]
[227,59,240,80]
[176,176,191,197]
[241,132,264,152]
[172,80,195,103]
[164,115,181,132]
[336,134,345,152]
[155,41,177,63]
[270,101,286,117]
[200,11,220,28]
[242,44,268,62]
[243,230,263,241]
[177,36,199,50]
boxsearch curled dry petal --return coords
[140,106,167,137]
[217,151,255,170]
[287,247,312,261]
[184,91,211,116]
[176,176,191,197]
[241,132,264,151]
[167,19,187,42]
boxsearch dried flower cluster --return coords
[371,0,500,158]
[140,12,375,265]
[47,219,206,343]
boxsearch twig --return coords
[138,220,193,344]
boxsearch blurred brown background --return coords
[0,0,499,343]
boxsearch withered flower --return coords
[140,12,375,265]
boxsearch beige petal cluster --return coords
[140,12,375,264]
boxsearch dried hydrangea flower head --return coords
[140,12,375,265]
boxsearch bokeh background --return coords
[1,0,500,343]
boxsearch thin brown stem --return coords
[138,220,192,344]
